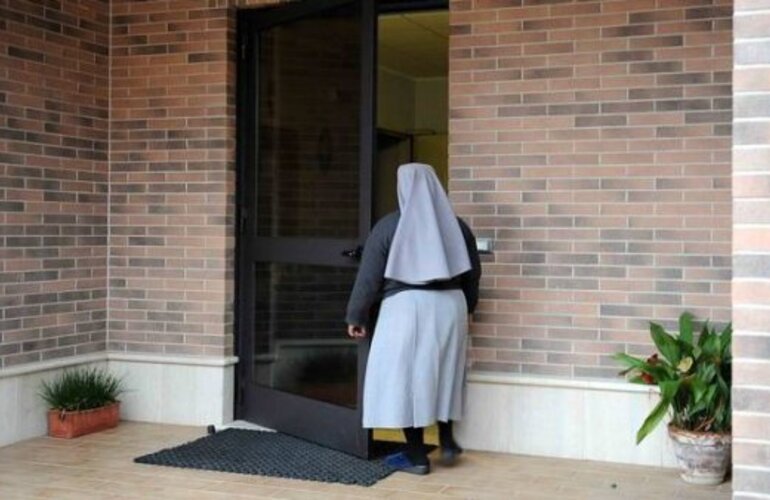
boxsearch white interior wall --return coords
[414,77,448,133]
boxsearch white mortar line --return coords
[734,304,770,311]
[734,37,770,42]
[733,331,770,337]
[734,10,770,16]
[733,465,770,474]
[734,117,770,122]
[734,437,770,446]
[733,384,770,391]
[734,410,770,417]
[106,0,113,354]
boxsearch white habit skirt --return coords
[362,289,468,429]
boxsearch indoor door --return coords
[236,0,375,457]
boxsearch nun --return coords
[346,163,482,475]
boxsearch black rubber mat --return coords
[134,429,397,486]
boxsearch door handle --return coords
[341,246,363,260]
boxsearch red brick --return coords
[450,0,733,380]
[0,0,109,368]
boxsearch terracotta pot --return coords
[668,424,731,485]
[47,402,120,439]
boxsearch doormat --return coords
[134,429,397,486]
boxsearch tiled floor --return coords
[0,422,731,499]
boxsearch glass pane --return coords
[254,262,359,408]
[256,3,362,239]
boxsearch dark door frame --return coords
[379,0,447,13]
[235,0,377,458]
[234,0,449,458]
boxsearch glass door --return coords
[236,0,375,457]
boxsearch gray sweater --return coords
[345,212,482,326]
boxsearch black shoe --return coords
[385,451,431,475]
[439,444,463,466]
[403,462,431,475]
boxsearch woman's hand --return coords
[347,324,367,338]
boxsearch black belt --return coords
[386,280,462,294]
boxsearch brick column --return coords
[732,1,770,497]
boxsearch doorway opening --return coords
[235,0,448,458]
[372,6,450,446]
[374,8,449,221]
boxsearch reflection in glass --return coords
[254,262,359,408]
[256,3,361,239]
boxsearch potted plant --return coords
[41,367,124,439]
[614,312,731,485]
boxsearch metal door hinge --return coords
[240,40,248,60]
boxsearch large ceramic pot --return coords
[668,425,731,485]
[47,402,120,439]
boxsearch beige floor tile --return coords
[373,476,447,495]
[0,423,731,500]
[199,480,285,497]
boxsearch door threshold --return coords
[214,420,276,433]
[212,421,420,460]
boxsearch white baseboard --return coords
[1,356,677,469]
[109,354,236,426]
[456,372,678,468]
[0,352,237,448]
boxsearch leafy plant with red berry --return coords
[614,312,731,444]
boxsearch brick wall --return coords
[448,0,733,377]
[732,0,770,496]
[108,0,281,357]
[109,0,237,357]
[0,0,742,381]
[0,0,109,368]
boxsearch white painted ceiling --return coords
[378,11,448,79]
